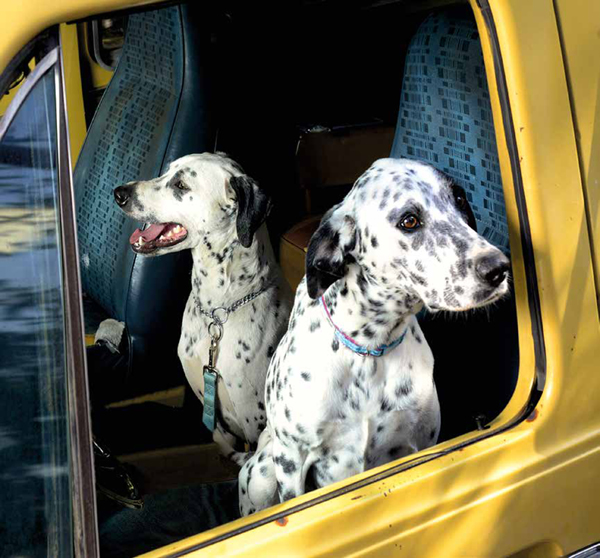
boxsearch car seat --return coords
[390,7,519,441]
[74,5,216,400]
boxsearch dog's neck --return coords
[190,225,276,311]
[322,265,422,349]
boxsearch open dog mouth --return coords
[129,223,188,254]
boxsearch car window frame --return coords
[0,2,548,555]
[0,27,99,558]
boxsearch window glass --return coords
[0,62,73,556]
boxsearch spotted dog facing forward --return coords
[238,158,510,514]
[113,153,293,463]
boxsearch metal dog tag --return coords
[202,366,219,432]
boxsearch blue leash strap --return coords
[201,331,221,432]
[202,367,218,432]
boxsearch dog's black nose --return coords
[114,185,131,207]
[475,253,510,288]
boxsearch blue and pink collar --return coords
[320,296,407,357]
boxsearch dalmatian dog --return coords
[113,153,293,464]
[238,157,510,514]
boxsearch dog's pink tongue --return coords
[129,223,168,244]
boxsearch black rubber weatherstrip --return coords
[477,0,547,391]
[167,3,548,554]
[0,29,53,100]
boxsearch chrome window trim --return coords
[569,544,600,558]
[55,29,100,558]
[0,47,58,140]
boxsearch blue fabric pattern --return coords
[75,8,184,316]
[391,11,510,254]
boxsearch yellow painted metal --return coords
[140,0,600,556]
[553,0,600,312]
[1,0,598,555]
[60,23,87,166]
[0,0,155,78]
[0,59,34,117]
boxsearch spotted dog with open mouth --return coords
[113,153,293,463]
[238,157,510,515]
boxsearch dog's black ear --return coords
[451,183,477,232]
[229,175,273,248]
[464,201,477,232]
[306,205,356,299]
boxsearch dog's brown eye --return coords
[400,214,421,231]
[174,180,186,190]
[456,195,467,209]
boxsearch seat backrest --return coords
[391,9,518,441]
[75,5,216,395]
[391,8,509,254]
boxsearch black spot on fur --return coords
[278,455,297,475]
[380,397,393,413]
[388,446,404,458]
[387,208,402,225]
[396,377,413,397]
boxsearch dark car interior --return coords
[72,0,520,553]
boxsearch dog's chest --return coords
[273,330,439,486]
[177,291,289,442]
[310,357,439,485]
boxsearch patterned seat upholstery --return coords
[391,9,519,441]
[75,5,216,398]
[391,9,509,254]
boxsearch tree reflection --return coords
[0,65,72,555]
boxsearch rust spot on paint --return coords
[275,517,288,527]
[526,408,539,422]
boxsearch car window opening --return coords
[79,1,521,554]
[0,0,525,556]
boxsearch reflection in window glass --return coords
[0,66,73,556]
